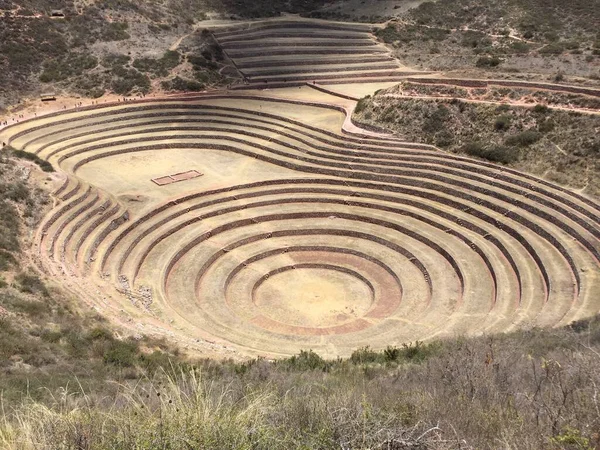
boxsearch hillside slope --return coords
[353,83,600,198]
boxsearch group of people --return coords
[1,92,159,128]
[1,114,25,125]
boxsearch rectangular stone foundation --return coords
[152,170,203,186]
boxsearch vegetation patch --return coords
[161,76,204,92]
[133,50,181,78]
[8,147,54,172]
[353,89,600,197]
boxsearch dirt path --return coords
[381,93,600,115]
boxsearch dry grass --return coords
[2,322,600,449]
[353,91,600,198]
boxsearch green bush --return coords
[0,182,29,203]
[99,22,130,41]
[0,318,35,364]
[103,339,139,367]
[133,50,181,77]
[39,54,98,83]
[0,202,21,253]
[540,42,565,55]
[461,30,489,48]
[510,41,531,53]
[476,56,502,68]
[161,76,204,92]
[15,273,49,297]
[383,342,437,362]
[423,104,450,133]
[401,341,428,361]
[375,24,401,43]
[494,115,512,131]
[538,118,555,132]
[103,53,131,68]
[283,349,329,371]
[505,130,542,147]
[88,326,114,341]
[10,149,54,172]
[40,330,63,343]
[533,104,551,114]
[354,95,371,114]
[111,68,150,95]
[350,346,381,364]
[383,345,400,361]
[138,350,177,373]
[486,145,520,164]
[188,55,218,70]
[462,142,520,164]
[7,297,50,317]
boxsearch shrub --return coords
[435,130,454,147]
[188,55,218,70]
[103,53,131,68]
[0,318,34,363]
[538,119,555,133]
[400,341,432,361]
[283,349,329,371]
[550,427,592,449]
[99,22,130,41]
[350,346,381,364]
[40,330,63,343]
[133,50,181,77]
[483,145,520,164]
[0,202,21,253]
[383,345,400,361]
[111,68,150,95]
[376,24,401,43]
[540,43,565,55]
[88,326,114,341]
[462,142,520,164]
[476,56,502,68]
[494,115,512,131]
[39,54,98,83]
[8,298,49,317]
[0,182,28,203]
[103,339,139,367]
[533,104,551,114]
[161,76,204,92]
[505,130,542,147]
[10,149,54,172]
[510,41,531,53]
[423,104,450,133]
[354,95,371,114]
[15,273,49,297]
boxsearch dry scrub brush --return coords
[2,323,600,449]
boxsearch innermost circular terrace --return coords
[253,265,374,328]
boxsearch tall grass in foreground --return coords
[2,325,600,449]
[0,366,447,449]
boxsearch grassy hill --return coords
[2,0,599,110]
[353,85,600,199]
[377,0,600,80]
